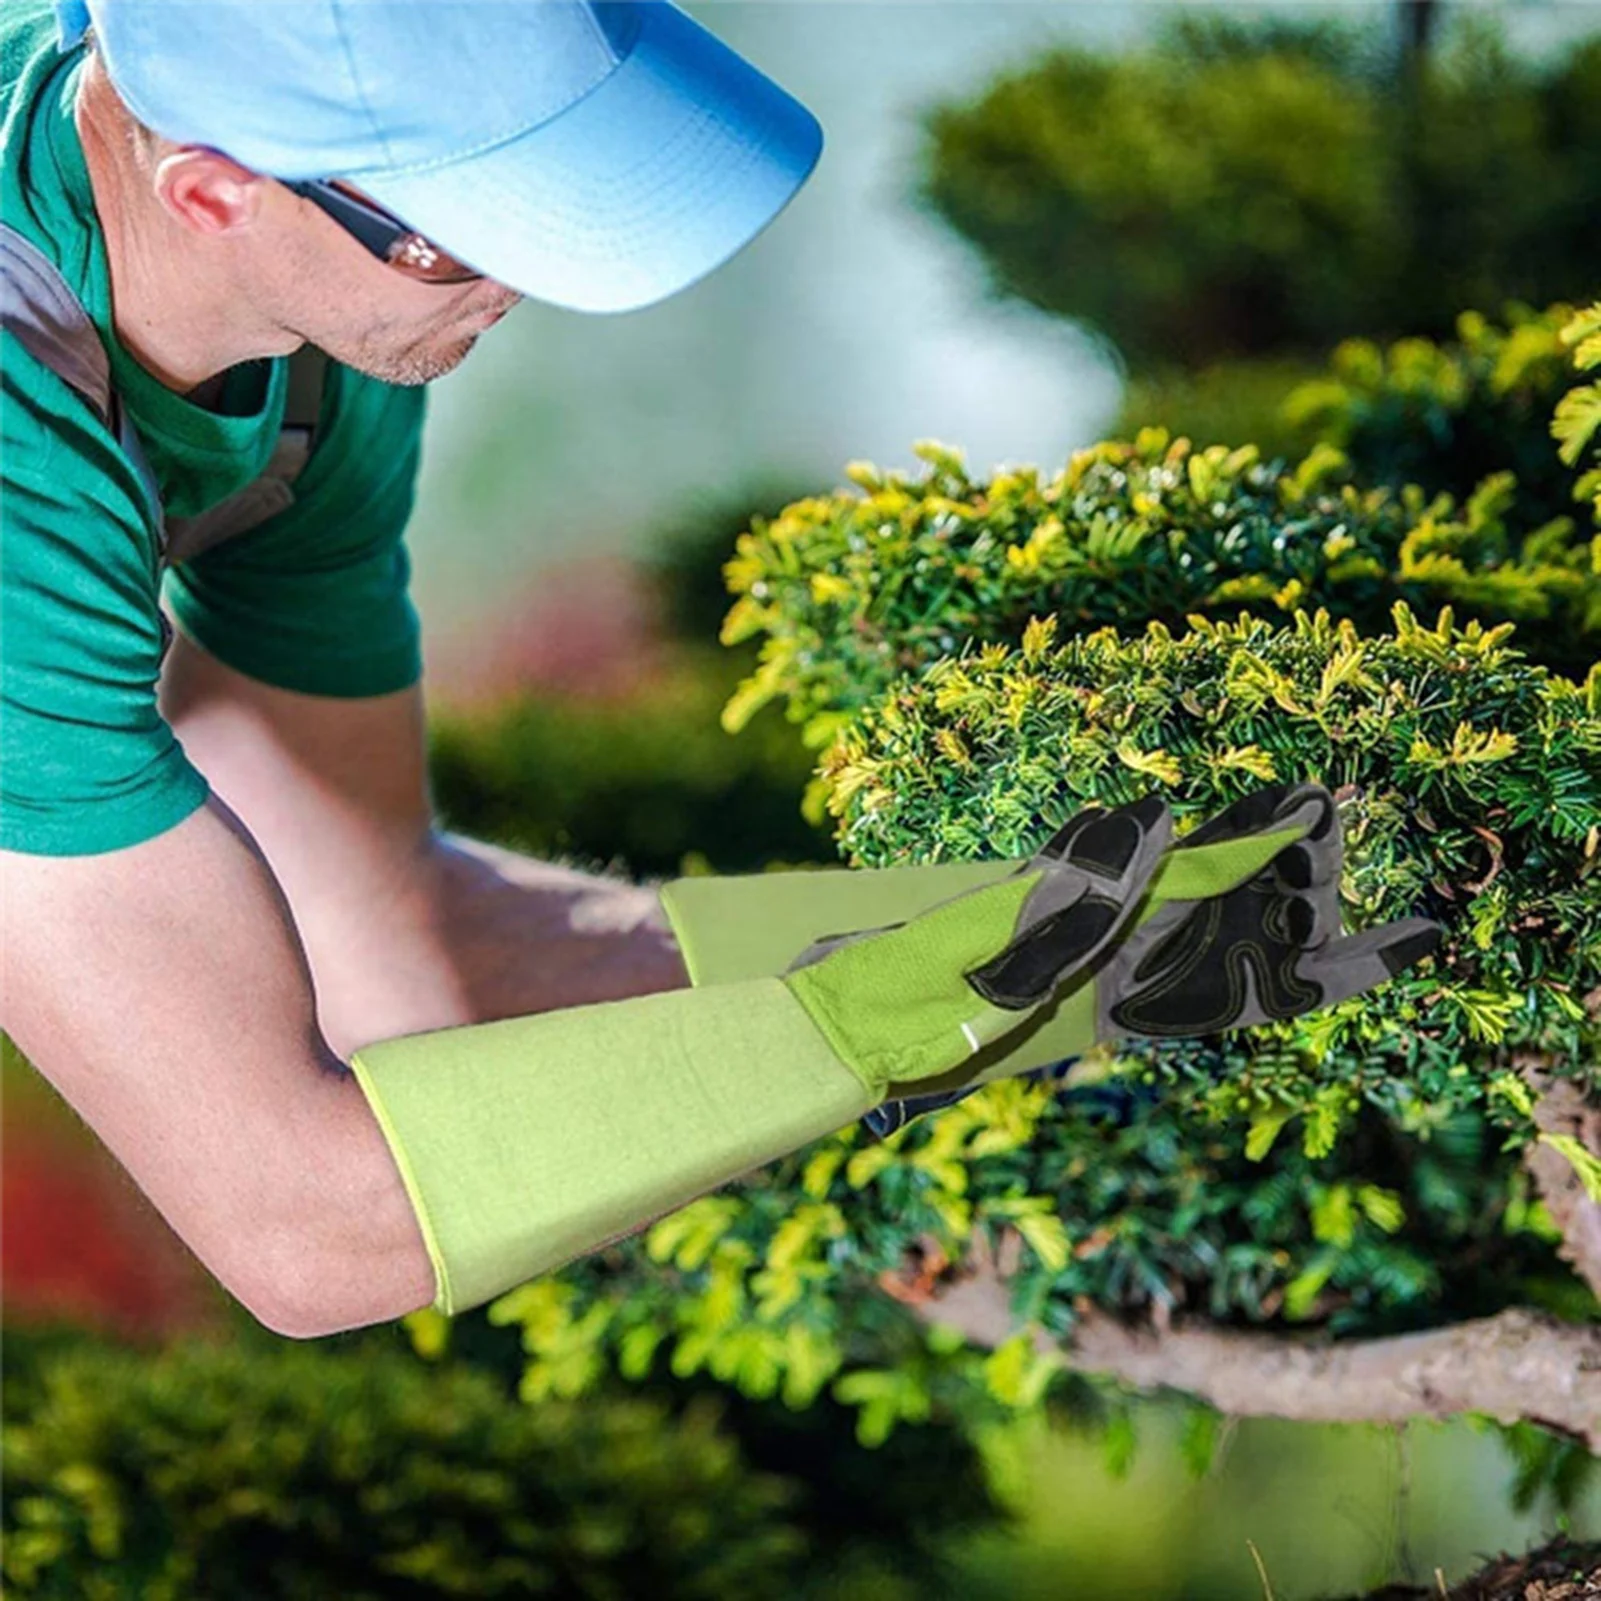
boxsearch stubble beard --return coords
[318,324,482,387]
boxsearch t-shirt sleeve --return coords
[0,462,210,857]
[163,368,428,698]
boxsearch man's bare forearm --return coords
[307,825,690,1058]
[281,1059,443,1336]
[281,828,693,1333]
[413,828,690,1017]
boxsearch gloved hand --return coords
[346,791,1171,1315]
[856,783,1444,1135]
[346,782,1438,1319]
[778,794,1172,1097]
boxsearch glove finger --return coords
[785,919,901,974]
[1270,856,1344,950]
[861,1060,1076,1141]
[1213,910,1437,1031]
[966,795,1171,1009]
[1271,840,1323,892]
[1294,918,1446,1007]
[788,797,1168,982]
[1152,784,1338,906]
[1180,782,1335,851]
[861,1085,977,1140]
[1035,795,1156,867]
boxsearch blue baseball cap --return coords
[54,0,823,314]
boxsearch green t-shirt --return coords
[1,0,429,856]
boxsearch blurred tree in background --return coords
[916,12,1601,368]
[2,1318,1006,1599]
[915,6,1601,464]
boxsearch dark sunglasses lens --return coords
[298,180,482,284]
[384,234,484,284]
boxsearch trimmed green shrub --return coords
[1,1322,808,1600]
[819,606,1599,1105]
[404,315,1601,1496]
[427,645,830,879]
[462,605,1597,1458]
[916,14,1601,367]
[716,434,1600,794]
[1283,303,1592,529]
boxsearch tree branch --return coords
[1519,1053,1601,1304]
[889,1227,1601,1450]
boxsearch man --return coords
[2,1,1439,1342]
[0,0,826,1330]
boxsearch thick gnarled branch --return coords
[889,1227,1601,1450]
[1520,1055,1601,1304]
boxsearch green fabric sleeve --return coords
[348,975,873,1318]
[658,860,1018,986]
[0,462,210,855]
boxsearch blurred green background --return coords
[8,2,1601,1595]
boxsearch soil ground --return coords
[1343,1538,1601,1600]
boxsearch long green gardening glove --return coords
[842,783,1442,1131]
[349,794,1172,1316]
[659,783,1445,1132]
[778,792,1173,1090]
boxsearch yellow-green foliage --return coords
[1553,302,1601,522]
[718,432,1600,802]
[817,606,1598,1067]
[456,609,1597,1456]
[1285,303,1596,528]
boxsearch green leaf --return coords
[982,1333,1060,1408]
[617,1322,667,1381]
[1284,1254,1337,1321]
[646,1196,743,1271]
[1178,1406,1223,1480]
[1102,1410,1138,1479]
[1246,1108,1295,1162]
[1539,1134,1601,1203]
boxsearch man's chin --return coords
[327,331,481,387]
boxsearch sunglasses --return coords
[283,177,484,285]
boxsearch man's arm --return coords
[0,791,437,1337]
[157,626,688,1059]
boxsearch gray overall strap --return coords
[0,219,164,532]
[0,219,328,566]
[163,344,328,565]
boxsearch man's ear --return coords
[152,147,270,239]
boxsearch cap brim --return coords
[347,4,822,314]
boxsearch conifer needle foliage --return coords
[421,307,1601,1479]
[1284,302,1594,527]
[719,432,1600,783]
[1553,301,1601,523]
[461,607,1598,1457]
